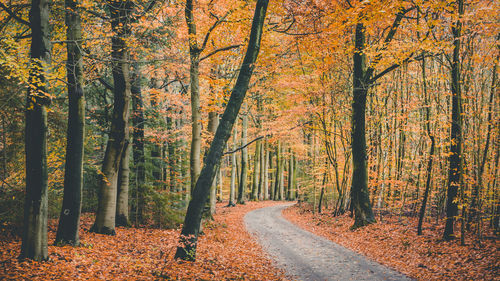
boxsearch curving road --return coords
[244,203,412,281]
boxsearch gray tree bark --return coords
[55,0,85,246]
[21,0,51,261]
[175,0,268,260]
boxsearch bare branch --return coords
[200,44,241,61]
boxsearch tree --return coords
[91,0,133,235]
[55,0,85,246]
[443,0,464,241]
[349,5,413,228]
[21,0,51,261]
[175,0,269,261]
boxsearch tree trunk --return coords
[207,111,219,215]
[444,0,464,240]
[350,22,375,228]
[91,0,132,235]
[55,0,84,246]
[185,0,202,194]
[263,141,269,200]
[287,150,294,200]
[116,139,131,227]
[131,64,146,224]
[469,52,497,229]
[258,140,265,200]
[228,120,238,206]
[417,55,435,236]
[175,0,268,260]
[21,0,51,261]
[167,114,177,192]
[238,109,248,204]
[251,139,261,200]
[273,141,281,200]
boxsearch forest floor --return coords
[0,201,288,280]
[283,204,499,281]
[245,203,411,281]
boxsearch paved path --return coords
[244,203,412,281]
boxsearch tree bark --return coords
[185,0,202,194]
[228,120,238,206]
[116,139,131,227]
[91,0,132,235]
[287,150,294,200]
[251,139,261,200]
[350,22,376,228]
[131,65,145,224]
[55,0,84,246]
[237,109,248,204]
[444,0,464,240]
[417,55,435,236]
[21,0,51,261]
[175,0,268,260]
[207,111,219,215]
[263,141,269,200]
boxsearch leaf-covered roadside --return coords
[0,201,288,280]
[282,204,498,281]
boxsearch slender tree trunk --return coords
[91,0,132,235]
[238,109,248,204]
[55,0,84,246]
[279,145,285,200]
[444,0,464,240]
[167,114,177,192]
[131,65,145,224]
[21,0,51,261]
[228,121,238,206]
[469,52,497,228]
[351,22,375,228]
[258,140,265,200]
[273,141,281,200]
[251,139,261,200]
[287,150,294,200]
[417,55,435,236]
[263,141,269,200]
[175,0,268,260]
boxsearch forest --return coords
[0,0,498,280]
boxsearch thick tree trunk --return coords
[116,139,131,227]
[207,111,219,215]
[238,109,248,204]
[175,0,268,260]
[444,0,464,240]
[131,65,146,224]
[55,0,84,246]
[185,0,202,194]
[21,0,51,260]
[350,22,376,228]
[91,0,132,235]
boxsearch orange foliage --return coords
[283,205,498,281]
[0,202,288,280]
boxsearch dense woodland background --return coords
[0,0,498,271]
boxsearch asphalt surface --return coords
[244,203,412,281]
